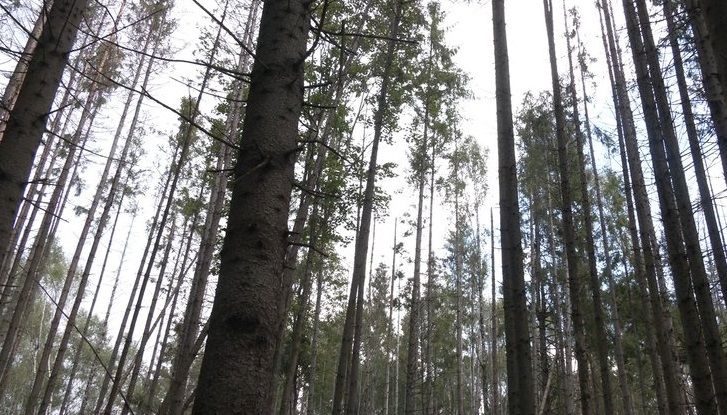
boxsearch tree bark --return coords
[192,0,311,410]
[492,0,534,413]
[0,0,89,266]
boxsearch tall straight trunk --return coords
[0,42,89,305]
[92,71,181,415]
[632,0,727,410]
[577,37,634,415]
[0,86,99,397]
[29,13,130,411]
[492,0,534,413]
[454,151,464,415]
[423,133,437,415]
[622,0,724,412]
[145,264,183,411]
[305,266,324,415]
[384,220,398,415]
[664,0,727,317]
[160,4,254,409]
[106,8,225,409]
[563,7,615,413]
[58,183,127,415]
[192,0,311,410]
[272,5,373,398]
[542,1,591,413]
[123,208,199,414]
[89,207,145,414]
[99,114,188,413]
[331,2,403,413]
[279,204,321,415]
[596,1,685,412]
[0,0,89,259]
[684,0,727,189]
[474,205,488,414]
[405,91,429,415]
[490,207,498,414]
[546,187,574,415]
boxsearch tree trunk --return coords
[192,0,311,410]
[405,75,428,415]
[597,1,686,412]
[305,266,324,415]
[332,2,403,413]
[492,0,534,413]
[622,0,723,412]
[543,1,591,413]
[0,89,99,398]
[563,7,615,413]
[633,0,727,410]
[490,207,499,414]
[0,0,89,265]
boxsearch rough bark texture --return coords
[0,0,88,285]
[192,0,311,411]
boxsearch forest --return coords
[0,0,726,413]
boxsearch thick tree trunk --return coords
[0,6,45,143]
[492,1,534,413]
[684,0,727,189]
[160,4,253,408]
[192,0,311,411]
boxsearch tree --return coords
[0,0,90,266]
[492,0,534,413]
[192,0,312,411]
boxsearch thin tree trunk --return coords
[596,1,685,412]
[58,184,127,415]
[490,207,498,415]
[622,0,723,412]
[0,88,99,398]
[543,1,592,412]
[305,265,324,415]
[0,0,89,259]
[405,85,428,415]
[279,204,321,415]
[564,7,616,414]
[332,2,403,412]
